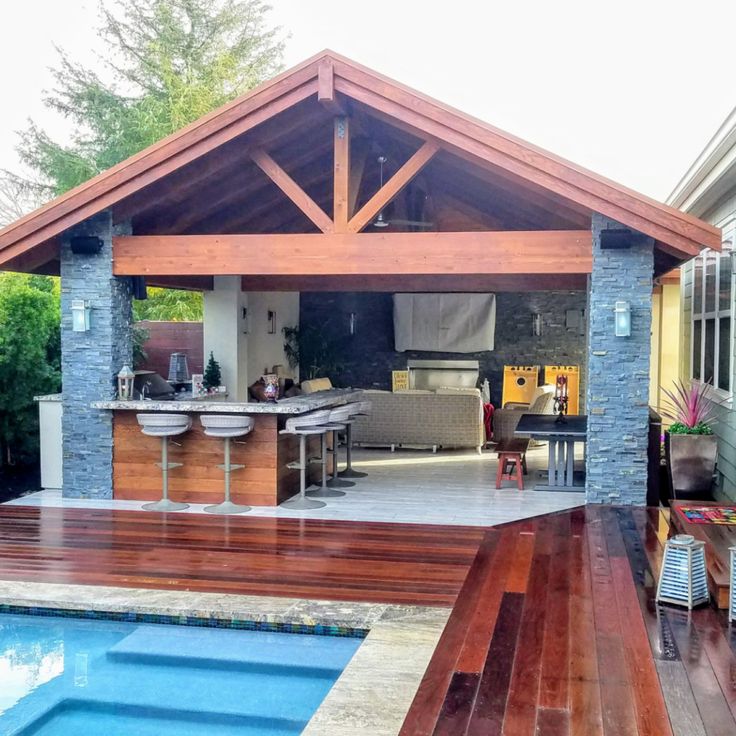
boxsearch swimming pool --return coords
[0,612,363,735]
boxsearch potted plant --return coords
[662,380,719,500]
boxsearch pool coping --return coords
[0,580,450,735]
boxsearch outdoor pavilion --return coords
[0,50,720,506]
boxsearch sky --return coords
[0,0,734,202]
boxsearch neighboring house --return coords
[0,50,720,507]
[668,106,736,500]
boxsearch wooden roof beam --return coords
[113,230,592,276]
[250,148,333,233]
[317,59,346,115]
[347,140,440,233]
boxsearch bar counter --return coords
[93,389,361,507]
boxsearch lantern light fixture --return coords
[614,300,631,337]
[71,299,91,332]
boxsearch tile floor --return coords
[5,447,584,526]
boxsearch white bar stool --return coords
[136,413,192,512]
[306,415,346,499]
[324,405,356,489]
[279,409,332,509]
[200,415,255,515]
[338,402,369,479]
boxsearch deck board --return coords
[0,503,734,734]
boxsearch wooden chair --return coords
[495,438,530,490]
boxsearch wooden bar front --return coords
[113,411,325,506]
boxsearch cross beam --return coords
[112,230,592,276]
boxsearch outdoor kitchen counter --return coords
[91,388,361,414]
[95,389,362,507]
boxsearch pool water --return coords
[0,613,362,735]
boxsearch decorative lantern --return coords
[656,534,709,609]
[117,365,135,401]
[730,546,736,622]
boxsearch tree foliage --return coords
[0,275,61,467]
[133,287,203,321]
[18,0,285,196]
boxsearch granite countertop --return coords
[91,388,362,415]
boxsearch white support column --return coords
[203,276,248,400]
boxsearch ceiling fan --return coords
[372,156,435,229]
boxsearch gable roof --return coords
[0,50,720,270]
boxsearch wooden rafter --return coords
[250,148,333,233]
[113,230,592,276]
[347,141,440,233]
[333,116,350,231]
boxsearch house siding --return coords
[681,188,736,501]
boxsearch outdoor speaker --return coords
[599,228,649,250]
[70,235,104,255]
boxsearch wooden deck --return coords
[0,504,734,734]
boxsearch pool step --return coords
[107,625,360,676]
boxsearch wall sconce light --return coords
[241,307,249,334]
[267,310,276,334]
[349,312,357,335]
[531,313,542,337]
[614,300,631,337]
[71,299,91,332]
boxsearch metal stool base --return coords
[142,499,189,512]
[281,496,326,510]
[307,487,346,498]
[338,468,367,478]
[326,477,355,488]
[204,500,251,515]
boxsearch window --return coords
[691,223,733,393]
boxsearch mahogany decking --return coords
[0,504,733,734]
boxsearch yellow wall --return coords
[649,282,681,419]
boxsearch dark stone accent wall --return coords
[300,290,587,408]
[585,213,653,505]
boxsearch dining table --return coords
[514,413,587,492]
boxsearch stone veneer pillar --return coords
[60,211,133,498]
[585,213,654,504]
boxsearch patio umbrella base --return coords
[307,487,346,498]
[142,499,189,512]
[203,501,251,515]
[338,468,367,478]
[281,497,326,510]
[327,477,355,489]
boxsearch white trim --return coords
[668,105,736,215]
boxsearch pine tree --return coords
[17,0,285,197]
[203,352,222,389]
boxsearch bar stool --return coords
[136,413,192,512]
[279,409,332,509]
[324,405,356,489]
[306,415,346,499]
[200,415,255,515]
[338,401,369,479]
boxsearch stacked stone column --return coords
[585,213,654,504]
[60,211,133,498]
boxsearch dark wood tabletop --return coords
[515,413,588,438]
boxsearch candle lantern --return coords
[656,534,709,609]
[730,546,736,622]
[117,365,135,400]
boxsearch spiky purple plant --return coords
[661,380,717,434]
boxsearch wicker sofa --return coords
[351,388,484,453]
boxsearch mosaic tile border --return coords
[0,603,368,639]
